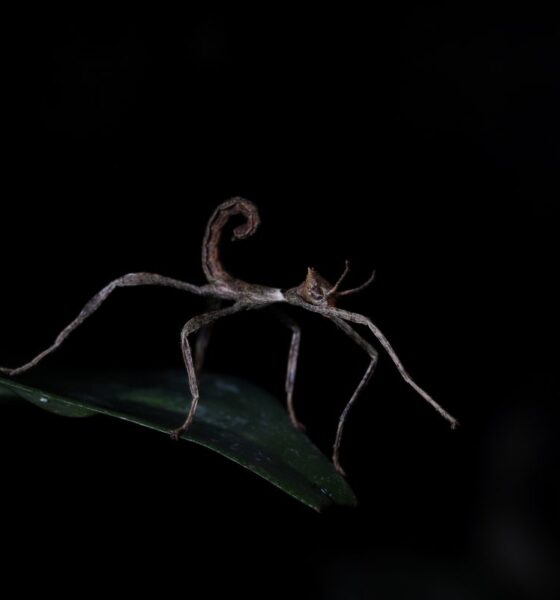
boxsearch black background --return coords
[2,7,558,599]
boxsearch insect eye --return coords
[307,281,324,299]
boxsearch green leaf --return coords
[0,371,357,511]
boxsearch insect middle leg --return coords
[272,310,304,430]
[194,299,222,374]
[171,303,249,440]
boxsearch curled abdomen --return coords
[201,197,261,285]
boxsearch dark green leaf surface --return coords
[0,371,356,511]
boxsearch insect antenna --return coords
[336,269,376,297]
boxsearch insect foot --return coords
[170,428,184,441]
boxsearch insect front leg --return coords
[334,307,458,429]
[328,316,379,476]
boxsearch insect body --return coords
[1,198,457,475]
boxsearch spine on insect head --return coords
[201,197,261,284]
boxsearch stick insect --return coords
[0,198,458,475]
